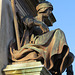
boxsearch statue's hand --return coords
[22,17,34,28]
[34,20,49,33]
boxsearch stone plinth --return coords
[3,62,52,75]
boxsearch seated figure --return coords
[10,1,74,75]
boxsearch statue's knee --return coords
[56,28,62,33]
[55,28,64,35]
[54,28,65,38]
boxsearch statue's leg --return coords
[46,29,74,74]
[46,29,70,74]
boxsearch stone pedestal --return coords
[3,62,52,75]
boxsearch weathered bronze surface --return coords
[8,0,74,75]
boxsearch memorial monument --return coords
[0,0,74,75]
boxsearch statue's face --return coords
[46,8,52,16]
[38,7,52,17]
[39,7,56,26]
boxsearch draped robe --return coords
[10,28,74,73]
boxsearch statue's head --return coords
[36,1,56,26]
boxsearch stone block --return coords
[3,62,52,75]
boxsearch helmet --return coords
[36,1,53,13]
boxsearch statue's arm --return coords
[22,16,49,33]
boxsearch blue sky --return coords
[47,0,75,75]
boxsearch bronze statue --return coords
[9,1,74,75]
